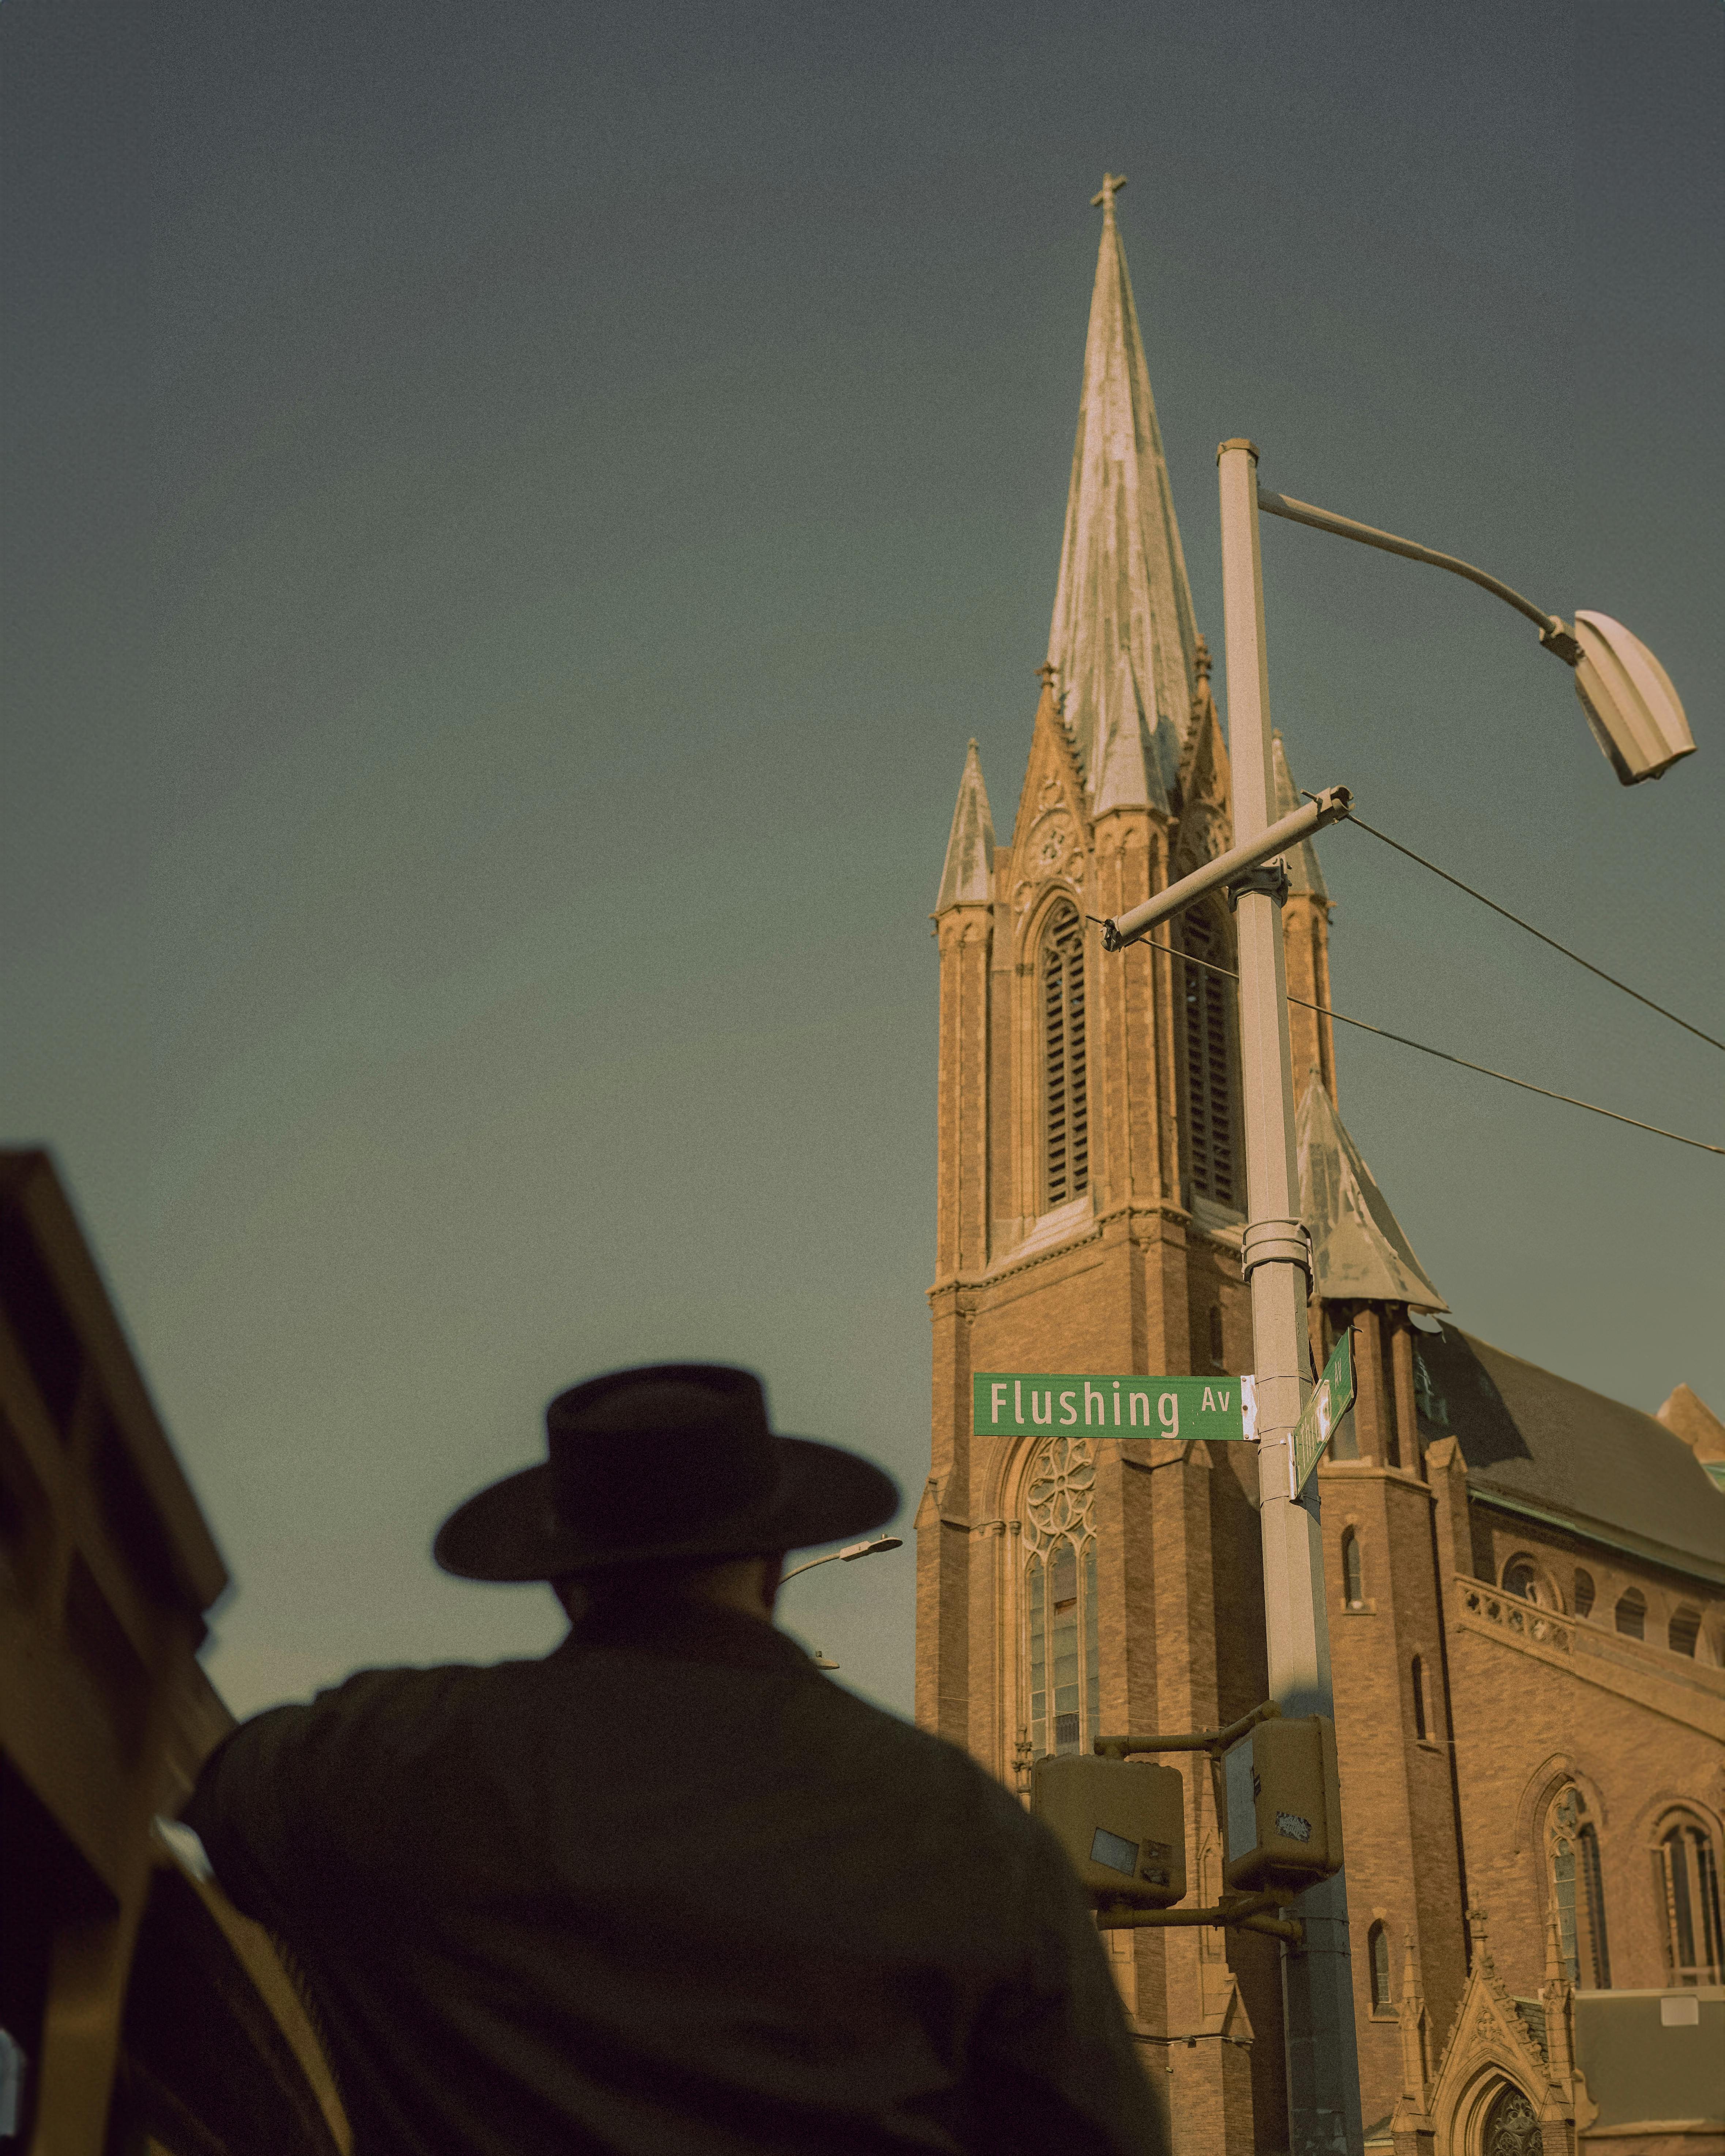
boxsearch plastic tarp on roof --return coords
[1296,1079,1446,1312]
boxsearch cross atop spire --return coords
[1091,172,1127,215]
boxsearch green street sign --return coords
[1289,1331,1356,1499]
[973,1373,1254,1443]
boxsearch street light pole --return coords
[1217,437,1364,2156]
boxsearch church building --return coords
[916,182,1725,2154]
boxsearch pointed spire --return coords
[1047,176,1199,813]
[1273,733,1329,900]
[1544,1908,1566,1988]
[1397,1933,1430,2107]
[1297,1077,1448,1310]
[934,740,995,911]
[1541,1910,1576,2083]
[1656,1383,1725,1488]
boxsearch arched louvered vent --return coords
[1041,905,1089,1210]
[1181,908,1238,1207]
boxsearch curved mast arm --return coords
[1256,487,1581,662]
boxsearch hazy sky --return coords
[4,1,1721,1722]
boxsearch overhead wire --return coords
[1300,795,1725,1055]
[1125,935,1724,1156]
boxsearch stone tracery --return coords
[1023,1432,1095,1550]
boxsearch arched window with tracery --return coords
[1657,1815,1724,1985]
[1022,1435,1101,1759]
[1480,2083,1540,2155]
[1548,1785,1611,1989]
[1040,904,1089,1210]
[1179,906,1239,1209]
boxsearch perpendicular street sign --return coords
[1289,1331,1356,1499]
[973,1373,1256,1443]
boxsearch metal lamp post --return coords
[1206,436,1695,2156]
[1217,439,1363,2156]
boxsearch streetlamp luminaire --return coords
[1255,484,1695,785]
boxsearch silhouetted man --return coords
[185,1363,1165,2153]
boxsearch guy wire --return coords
[1303,796,1725,1055]
[1127,935,1724,1156]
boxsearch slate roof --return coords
[1414,1326,1725,1584]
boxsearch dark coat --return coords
[184,1599,1166,2155]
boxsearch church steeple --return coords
[1046,174,1201,815]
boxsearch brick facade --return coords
[920,683,1725,2149]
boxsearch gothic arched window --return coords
[1342,1529,1364,1610]
[1657,1816,1724,1985]
[1670,1607,1702,1658]
[1549,1786,1611,1989]
[1615,1588,1646,1640]
[1573,1569,1596,1621]
[1022,1436,1101,1759]
[1180,907,1238,1209]
[1040,904,1089,1210]
[1368,1922,1392,2013]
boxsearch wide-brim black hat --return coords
[433,1362,900,1583]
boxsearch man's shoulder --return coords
[230,1644,1041,1854]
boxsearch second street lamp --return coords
[780,1534,904,1585]
[780,1535,904,1671]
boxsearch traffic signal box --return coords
[1221,1714,1342,1893]
[1029,1755,1186,1908]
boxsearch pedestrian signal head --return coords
[1030,1754,1186,1909]
[1221,1714,1343,1892]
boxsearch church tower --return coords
[918,179,1339,2149]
